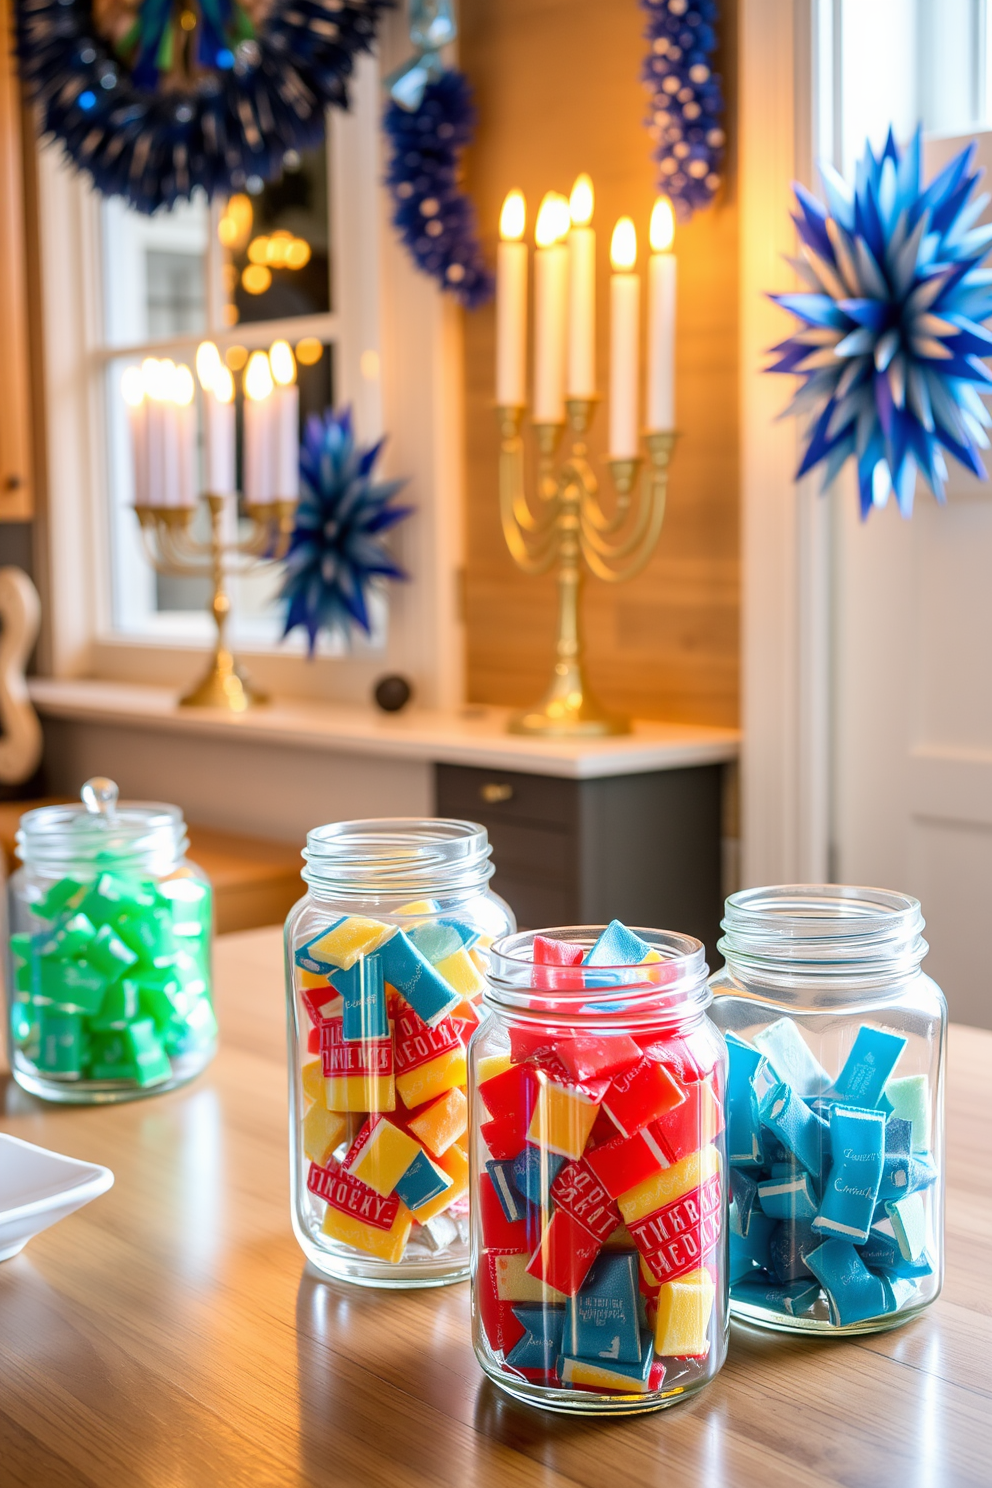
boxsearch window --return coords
[94,131,366,654]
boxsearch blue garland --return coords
[381,1,492,307]
[768,128,992,518]
[383,70,493,308]
[15,0,392,213]
[280,407,413,654]
[641,0,725,222]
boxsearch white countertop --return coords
[29,678,740,780]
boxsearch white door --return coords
[830,5,992,1028]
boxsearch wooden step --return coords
[0,800,304,934]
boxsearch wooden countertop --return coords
[28,677,740,779]
[1,927,989,1488]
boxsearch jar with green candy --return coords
[4,778,217,1103]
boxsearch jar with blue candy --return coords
[470,923,729,1414]
[285,818,513,1287]
[709,886,944,1335]
[4,778,216,1103]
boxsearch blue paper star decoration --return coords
[768,128,992,517]
[280,408,413,655]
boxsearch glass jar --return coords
[5,778,216,1104]
[470,924,728,1415]
[285,817,514,1288]
[709,885,945,1335]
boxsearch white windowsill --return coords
[29,678,740,780]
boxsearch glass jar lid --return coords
[718,884,927,986]
[17,778,189,877]
[301,818,493,904]
[485,926,711,1030]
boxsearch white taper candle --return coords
[609,218,640,458]
[647,197,676,432]
[567,174,596,399]
[496,190,528,407]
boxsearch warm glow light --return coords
[213,365,235,404]
[650,196,675,253]
[225,344,248,371]
[242,263,272,294]
[535,191,570,248]
[269,339,296,386]
[195,340,223,392]
[610,217,638,271]
[285,238,311,269]
[218,193,253,250]
[244,350,274,401]
[121,365,144,407]
[569,174,594,227]
[295,336,323,366]
[247,236,270,265]
[499,189,526,242]
[141,357,162,400]
[266,230,293,267]
[173,364,195,406]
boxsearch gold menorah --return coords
[134,496,296,712]
[498,398,677,736]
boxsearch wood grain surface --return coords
[0,927,988,1488]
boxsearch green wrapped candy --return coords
[37,1009,86,1074]
[43,912,97,960]
[82,923,139,984]
[10,997,32,1044]
[36,877,86,920]
[114,907,178,968]
[91,978,140,1028]
[90,1017,170,1086]
[37,957,107,1016]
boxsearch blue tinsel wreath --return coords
[641,0,725,222]
[768,128,992,518]
[382,70,493,308]
[280,406,413,654]
[15,0,392,213]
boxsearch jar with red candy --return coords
[469,922,728,1414]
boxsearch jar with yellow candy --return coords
[285,818,514,1287]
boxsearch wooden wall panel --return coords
[0,0,33,520]
[460,0,739,727]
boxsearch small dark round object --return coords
[374,674,413,713]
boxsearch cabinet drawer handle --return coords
[481,782,514,804]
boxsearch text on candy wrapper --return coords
[320,1018,394,1077]
[307,1161,400,1231]
[628,1172,722,1282]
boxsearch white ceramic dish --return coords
[0,1133,114,1261]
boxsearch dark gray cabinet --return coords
[434,762,723,964]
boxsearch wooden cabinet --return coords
[436,761,724,962]
[0,0,33,520]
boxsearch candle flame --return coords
[195,340,223,392]
[214,365,236,404]
[535,191,570,248]
[121,365,145,407]
[141,357,163,401]
[569,174,594,227]
[650,196,675,253]
[499,189,526,242]
[244,350,274,401]
[269,339,297,386]
[173,364,195,407]
[610,217,638,271]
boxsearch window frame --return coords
[33,39,467,710]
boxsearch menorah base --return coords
[179,650,269,712]
[508,664,629,738]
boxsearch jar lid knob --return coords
[81,776,119,821]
